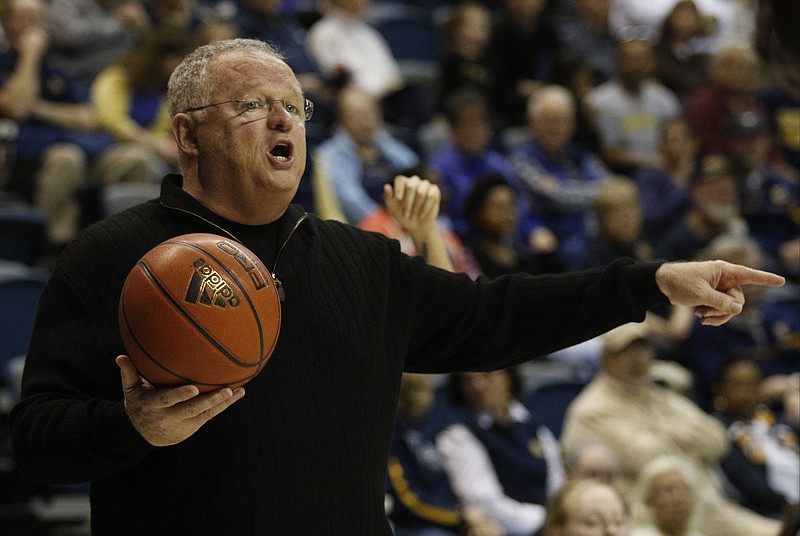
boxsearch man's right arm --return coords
[9,267,156,485]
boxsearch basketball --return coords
[119,233,281,393]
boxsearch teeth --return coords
[273,155,289,162]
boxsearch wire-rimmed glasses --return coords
[184,97,314,124]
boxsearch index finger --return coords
[724,263,785,288]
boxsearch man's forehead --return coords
[210,60,301,101]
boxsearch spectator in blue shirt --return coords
[427,88,525,241]
[633,118,698,243]
[314,86,419,225]
[510,85,610,270]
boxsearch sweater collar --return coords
[158,174,308,246]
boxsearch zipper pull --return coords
[272,273,285,302]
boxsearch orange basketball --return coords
[119,233,281,392]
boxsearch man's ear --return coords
[173,113,199,157]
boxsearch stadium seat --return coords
[369,5,441,87]
[0,262,48,367]
[100,182,161,217]
[522,378,589,439]
[0,204,48,264]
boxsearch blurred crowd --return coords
[0,0,798,534]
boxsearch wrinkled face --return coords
[562,486,627,536]
[4,0,44,51]
[192,52,308,202]
[648,470,694,534]
[476,184,518,239]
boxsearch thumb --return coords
[116,355,143,391]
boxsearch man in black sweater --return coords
[9,39,786,535]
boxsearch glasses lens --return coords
[259,100,313,124]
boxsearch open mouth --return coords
[269,142,292,162]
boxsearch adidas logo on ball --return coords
[185,258,240,308]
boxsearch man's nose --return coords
[267,104,293,131]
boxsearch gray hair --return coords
[526,84,576,120]
[562,440,620,474]
[629,455,702,529]
[167,38,284,117]
[699,234,761,264]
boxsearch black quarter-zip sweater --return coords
[11,174,667,535]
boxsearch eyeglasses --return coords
[184,98,314,123]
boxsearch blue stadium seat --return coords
[0,263,90,511]
[522,378,589,439]
[0,262,48,369]
[369,5,441,89]
[0,204,48,264]
[372,7,441,63]
[100,182,161,218]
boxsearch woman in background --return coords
[90,27,192,184]
[437,368,564,536]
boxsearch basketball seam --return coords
[138,259,261,368]
[120,277,261,388]
[166,238,282,363]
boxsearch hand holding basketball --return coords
[117,355,244,447]
[119,233,281,393]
